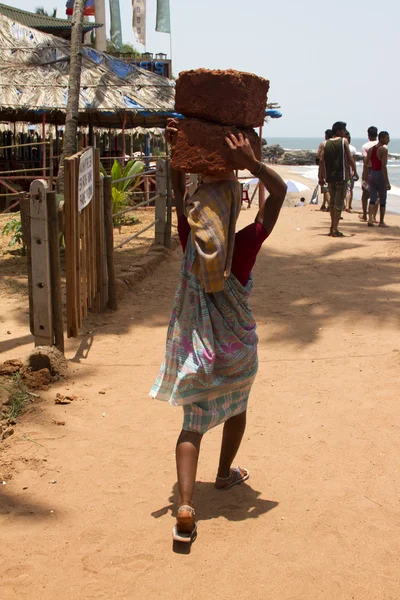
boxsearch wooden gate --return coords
[64,148,116,338]
[22,151,173,352]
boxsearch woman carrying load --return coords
[150,120,287,542]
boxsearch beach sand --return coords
[1,181,400,599]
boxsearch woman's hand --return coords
[166,118,180,146]
[225,132,260,173]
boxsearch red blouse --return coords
[178,215,269,286]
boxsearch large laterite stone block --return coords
[175,69,270,128]
[171,119,261,174]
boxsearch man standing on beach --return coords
[345,132,357,212]
[363,131,391,227]
[318,121,358,237]
[316,129,333,211]
[359,126,379,221]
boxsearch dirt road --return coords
[1,203,400,600]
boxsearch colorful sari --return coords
[187,180,241,293]
[150,235,258,434]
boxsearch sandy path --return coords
[1,204,400,599]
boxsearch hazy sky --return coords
[10,0,400,137]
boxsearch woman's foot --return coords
[379,222,389,227]
[172,503,197,543]
[359,215,367,221]
[215,467,250,490]
[331,230,345,238]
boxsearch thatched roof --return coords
[0,3,102,39]
[0,14,175,128]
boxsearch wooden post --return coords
[155,159,167,246]
[251,181,260,205]
[20,192,34,335]
[64,159,73,337]
[64,157,79,338]
[88,115,94,147]
[94,149,103,312]
[121,113,126,164]
[13,122,16,167]
[42,114,47,177]
[103,176,117,310]
[55,125,60,170]
[101,173,108,310]
[74,156,82,330]
[30,180,53,346]
[49,134,54,190]
[47,190,64,353]
[89,152,98,307]
[88,197,97,309]
[144,174,150,206]
[80,210,88,318]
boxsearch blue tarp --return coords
[266,109,282,119]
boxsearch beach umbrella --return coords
[285,180,310,193]
[240,177,259,185]
[310,184,319,204]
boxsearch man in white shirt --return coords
[345,132,357,212]
[359,126,378,221]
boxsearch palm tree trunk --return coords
[56,0,86,192]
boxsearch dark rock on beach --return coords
[262,144,316,166]
[278,150,317,166]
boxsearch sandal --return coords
[215,467,250,490]
[331,231,345,238]
[368,222,375,227]
[359,215,367,221]
[172,503,197,543]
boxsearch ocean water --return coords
[266,137,400,155]
[267,137,400,213]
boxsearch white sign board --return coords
[78,148,94,212]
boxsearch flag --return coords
[66,0,95,16]
[132,0,146,46]
[156,0,170,33]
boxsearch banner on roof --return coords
[132,0,146,46]
[156,0,170,34]
[66,0,95,16]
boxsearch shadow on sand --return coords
[152,480,278,554]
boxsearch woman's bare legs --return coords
[217,411,247,478]
[174,412,247,533]
[175,430,202,534]
[176,430,203,504]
